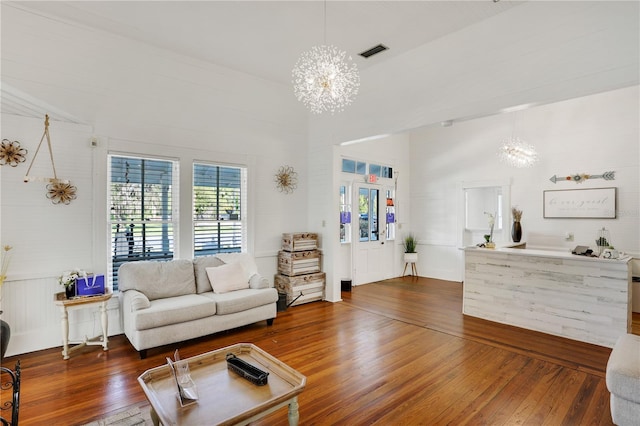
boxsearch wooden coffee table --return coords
[138,343,306,426]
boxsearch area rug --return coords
[81,403,153,426]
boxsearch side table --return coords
[53,292,112,360]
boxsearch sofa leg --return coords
[267,318,274,326]
[139,349,147,359]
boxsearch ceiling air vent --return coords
[359,44,389,59]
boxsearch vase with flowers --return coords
[511,207,523,243]
[1,245,13,361]
[484,212,496,248]
[59,268,87,299]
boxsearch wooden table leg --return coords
[288,396,299,426]
[60,307,70,360]
[402,263,408,276]
[100,301,109,351]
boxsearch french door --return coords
[353,184,394,285]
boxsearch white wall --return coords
[0,5,309,356]
[409,86,640,283]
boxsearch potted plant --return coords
[403,234,418,263]
[484,212,496,248]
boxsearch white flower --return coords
[484,212,495,227]
[58,268,87,287]
[484,212,496,243]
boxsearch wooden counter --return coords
[463,247,632,348]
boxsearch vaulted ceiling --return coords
[7,1,520,85]
[2,1,638,140]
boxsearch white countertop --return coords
[464,244,632,264]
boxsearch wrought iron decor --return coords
[543,187,616,219]
[0,360,21,426]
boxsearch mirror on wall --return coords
[461,180,510,247]
[465,186,502,231]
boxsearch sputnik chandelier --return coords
[292,1,359,114]
[497,136,538,168]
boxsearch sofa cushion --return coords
[133,294,217,331]
[119,259,196,301]
[193,255,225,294]
[202,288,278,315]
[206,263,250,294]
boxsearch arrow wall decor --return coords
[549,171,615,184]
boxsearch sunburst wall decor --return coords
[274,165,298,194]
[0,139,28,167]
[46,181,77,205]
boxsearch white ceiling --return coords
[10,1,520,86]
[2,0,638,139]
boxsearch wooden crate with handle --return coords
[275,272,325,307]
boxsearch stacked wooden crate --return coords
[275,233,325,307]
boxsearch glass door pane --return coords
[370,189,379,241]
[359,188,369,242]
[340,185,351,244]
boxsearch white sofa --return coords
[118,254,278,358]
[606,333,640,426]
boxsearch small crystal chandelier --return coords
[497,136,539,168]
[292,2,360,114]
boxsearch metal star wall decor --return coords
[274,165,298,194]
[0,139,27,167]
[549,171,615,184]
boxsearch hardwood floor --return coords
[2,277,626,425]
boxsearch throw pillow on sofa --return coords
[249,273,270,289]
[216,252,258,277]
[206,262,250,294]
[193,255,225,293]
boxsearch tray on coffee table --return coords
[138,343,306,426]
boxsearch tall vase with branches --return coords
[0,245,13,306]
[511,207,523,243]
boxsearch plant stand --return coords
[403,253,418,277]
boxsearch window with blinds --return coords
[109,155,178,290]
[193,163,246,257]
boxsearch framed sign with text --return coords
[543,187,616,219]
